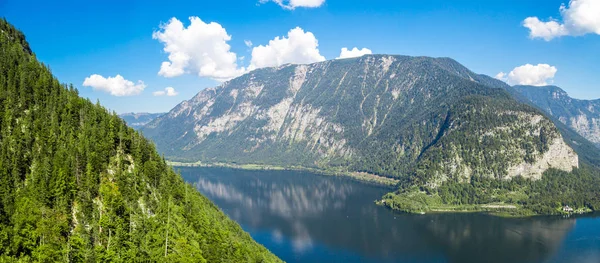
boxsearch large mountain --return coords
[0,19,280,262]
[143,55,579,183]
[120,112,164,130]
[513,85,600,148]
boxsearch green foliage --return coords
[523,165,600,213]
[383,165,600,215]
[408,93,560,185]
[0,19,281,262]
[476,77,600,167]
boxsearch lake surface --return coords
[179,167,600,263]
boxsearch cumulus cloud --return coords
[152,17,245,81]
[83,74,146,96]
[495,64,558,86]
[495,72,507,81]
[249,27,325,70]
[523,0,600,40]
[153,87,178,96]
[260,0,325,10]
[336,47,372,59]
[244,40,253,47]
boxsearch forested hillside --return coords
[0,19,281,262]
[469,75,600,167]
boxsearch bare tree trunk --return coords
[107,229,111,251]
[164,197,170,257]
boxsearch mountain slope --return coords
[466,74,600,167]
[0,19,280,262]
[120,112,164,130]
[143,55,578,184]
[513,85,600,148]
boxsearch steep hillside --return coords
[0,19,280,262]
[468,75,600,167]
[144,55,578,183]
[513,85,600,148]
[120,112,164,130]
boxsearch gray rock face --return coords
[506,137,578,180]
[143,55,578,182]
[513,85,600,148]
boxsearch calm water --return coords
[179,167,600,263]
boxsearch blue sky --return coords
[1,0,598,113]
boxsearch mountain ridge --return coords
[143,54,578,180]
[512,85,600,148]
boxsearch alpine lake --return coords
[179,167,600,263]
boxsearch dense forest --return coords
[0,19,281,262]
[383,164,600,215]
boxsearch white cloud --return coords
[244,40,253,47]
[523,0,600,40]
[494,72,507,81]
[249,27,325,70]
[496,64,558,86]
[152,17,245,81]
[83,74,146,96]
[153,87,178,96]
[336,47,373,59]
[523,17,568,41]
[260,0,325,10]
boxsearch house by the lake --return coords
[563,205,574,213]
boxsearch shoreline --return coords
[168,161,595,218]
[168,161,399,187]
[376,199,594,218]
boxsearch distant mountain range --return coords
[119,112,164,129]
[513,85,600,148]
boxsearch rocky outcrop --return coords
[568,114,600,146]
[507,137,578,180]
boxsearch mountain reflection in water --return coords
[179,167,600,263]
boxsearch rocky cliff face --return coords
[513,85,600,148]
[143,55,578,183]
[506,137,578,180]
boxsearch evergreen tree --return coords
[0,18,281,262]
